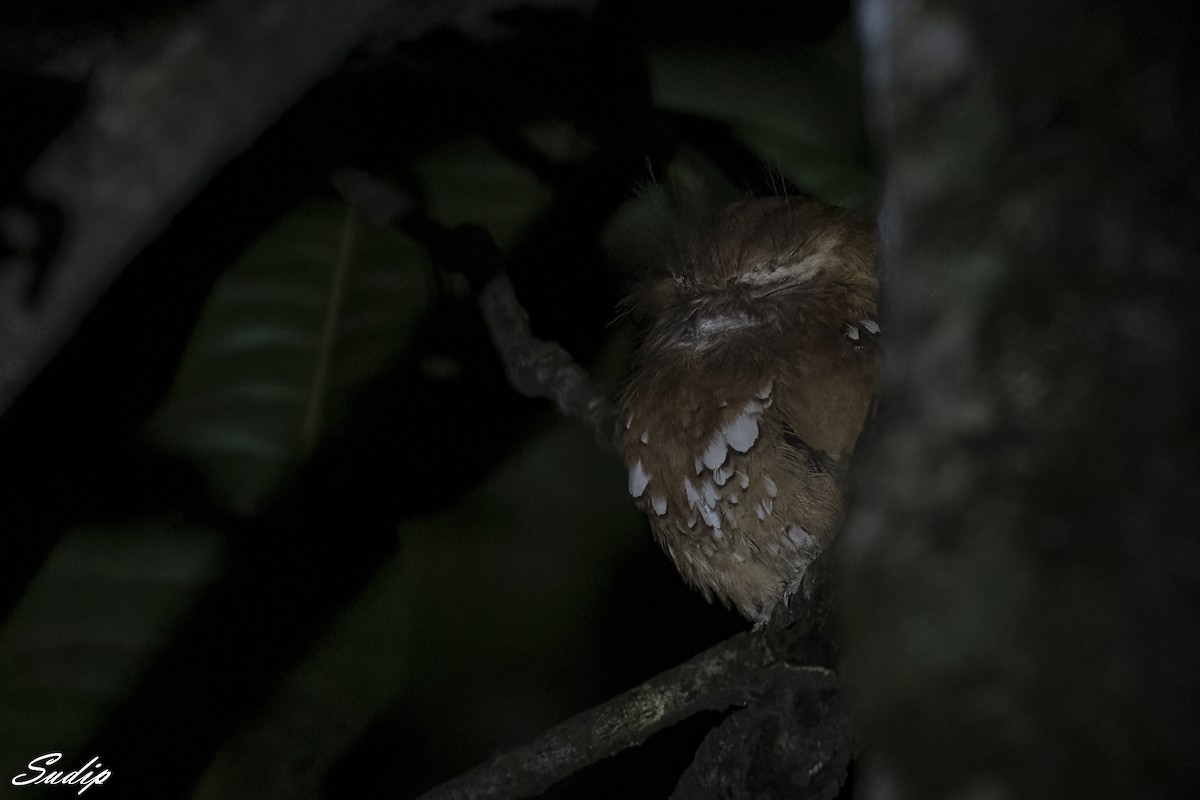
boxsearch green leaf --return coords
[0,518,225,763]
[146,199,432,516]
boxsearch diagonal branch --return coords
[417,630,838,800]
[405,214,618,448]
[475,271,618,448]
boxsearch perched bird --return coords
[617,196,878,626]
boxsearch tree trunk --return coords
[842,1,1200,798]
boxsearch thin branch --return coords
[417,630,837,800]
[331,169,619,445]
[401,213,618,448]
[475,272,617,448]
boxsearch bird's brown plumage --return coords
[618,196,877,624]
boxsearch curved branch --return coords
[405,216,618,448]
[476,272,617,448]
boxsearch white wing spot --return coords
[702,433,728,470]
[739,472,750,490]
[628,460,650,498]
[763,475,778,498]
[786,524,814,549]
[724,413,759,453]
[862,319,881,334]
[845,324,861,341]
[757,381,773,400]
[640,430,650,444]
[651,495,667,516]
[755,502,766,521]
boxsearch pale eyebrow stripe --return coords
[735,252,836,285]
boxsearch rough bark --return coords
[416,631,840,800]
[842,1,1200,798]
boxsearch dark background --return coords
[0,1,873,797]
